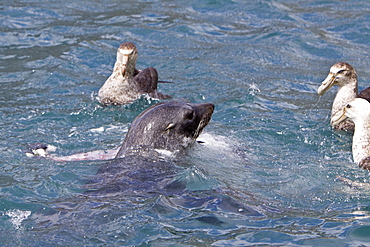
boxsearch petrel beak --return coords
[318,72,336,96]
[331,107,348,127]
[119,54,130,77]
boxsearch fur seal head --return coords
[115,102,214,158]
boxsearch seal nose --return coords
[193,103,214,115]
[204,103,215,115]
[205,103,215,110]
[198,103,214,111]
[193,102,215,123]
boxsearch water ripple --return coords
[2,0,370,245]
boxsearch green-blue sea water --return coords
[2,0,370,245]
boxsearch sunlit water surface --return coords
[2,0,370,246]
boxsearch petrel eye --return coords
[346,104,352,108]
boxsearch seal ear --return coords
[165,123,176,131]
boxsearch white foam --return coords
[155,149,177,158]
[248,82,260,95]
[5,209,31,229]
[197,132,234,152]
[89,126,105,133]
[46,145,57,153]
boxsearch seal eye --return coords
[186,111,194,120]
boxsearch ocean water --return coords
[2,0,370,246]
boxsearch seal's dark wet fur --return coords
[116,101,215,157]
[85,102,214,195]
[83,102,262,217]
[33,102,261,232]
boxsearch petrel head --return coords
[317,62,357,96]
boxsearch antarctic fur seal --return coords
[28,101,262,227]
[82,102,261,216]
[115,101,215,158]
[98,42,171,106]
[27,102,215,162]
[84,101,215,195]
